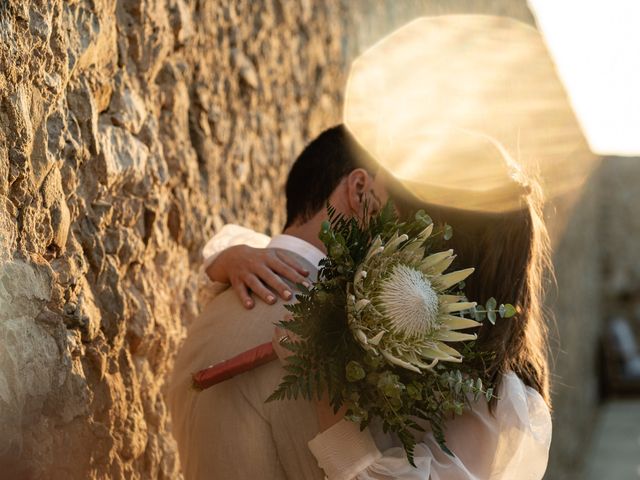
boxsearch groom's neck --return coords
[282,215,328,254]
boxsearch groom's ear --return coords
[345,168,372,215]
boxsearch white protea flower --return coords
[347,227,481,373]
[378,265,440,338]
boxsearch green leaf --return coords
[486,297,497,325]
[415,209,432,227]
[443,224,453,241]
[472,306,486,322]
[475,377,483,391]
[501,304,517,318]
[345,361,366,382]
[485,297,497,311]
[407,383,423,401]
[485,387,494,401]
[454,379,462,394]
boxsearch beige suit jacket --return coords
[167,252,325,480]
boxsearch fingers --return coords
[275,251,311,278]
[232,270,294,309]
[268,254,311,300]
[268,259,311,292]
[244,274,278,306]
[226,248,313,308]
[232,281,255,310]
[251,265,292,301]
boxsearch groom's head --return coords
[284,125,389,229]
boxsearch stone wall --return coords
[0,1,347,478]
[0,0,606,479]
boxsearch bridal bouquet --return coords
[267,203,516,464]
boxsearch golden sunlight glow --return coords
[344,15,597,213]
[529,0,640,157]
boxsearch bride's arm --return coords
[307,372,552,480]
[200,224,310,308]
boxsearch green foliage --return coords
[499,303,517,318]
[473,297,518,325]
[266,201,504,466]
[443,223,454,241]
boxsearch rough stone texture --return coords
[0,1,345,478]
[0,0,611,479]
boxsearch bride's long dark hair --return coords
[393,179,552,409]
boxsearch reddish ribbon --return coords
[191,341,277,390]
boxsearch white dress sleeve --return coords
[199,224,271,287]
[308,371,552,480]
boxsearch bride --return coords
[199,131,553,479]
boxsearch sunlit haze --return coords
[345,15,596,213]
[529,0,640,157]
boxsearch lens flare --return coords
[344,15,598,214]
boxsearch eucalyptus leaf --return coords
[485,387,494,401]
[502,304,517,318]
[486,297,497,311]
[415,210,433,226]
[443,223,454,241]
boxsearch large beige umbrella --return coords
[344,15,597,213]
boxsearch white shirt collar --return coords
[267,234,326,269]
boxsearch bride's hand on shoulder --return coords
[205,245,311,309]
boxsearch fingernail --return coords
[245,300,254,309]
[267,295,276,304]
[283,290,292,300]
[303,270,310,276]
[302,281,311,289]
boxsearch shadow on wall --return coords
[543,165,602,480]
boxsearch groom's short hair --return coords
[284,124,378,229]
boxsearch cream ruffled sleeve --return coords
[308,371,552,480]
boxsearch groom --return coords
[167,125,391,479]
